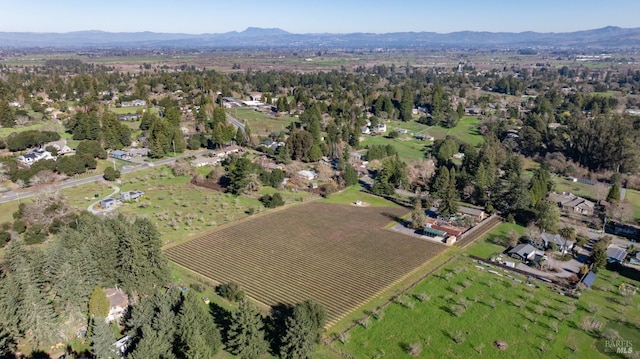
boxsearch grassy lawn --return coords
[359,135,428,161]
[332,255,640,358]
[552,175,609,202]
[230,108,295,136]
[623,189,640,222]
[466,222,525,258]
[0,121,65,138]
[428,116,485,146]
[320,185,402,207]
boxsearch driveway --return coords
[87,184,120,214]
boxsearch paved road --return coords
[0,150,210,204]
[226,113,246,134]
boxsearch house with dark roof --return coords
[551,192,595,216]
[606,246,627,263]
[17,148,53,166]
[458,206,487,221]
[541,232,574,254]
[508,244,537,261]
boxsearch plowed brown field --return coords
[165,202,446,325]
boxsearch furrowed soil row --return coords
[165,202,446,324]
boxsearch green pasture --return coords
[359,134,428,161]
[333,256,640,358]
[466,222,525,258]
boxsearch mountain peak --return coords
[241,27,289,36]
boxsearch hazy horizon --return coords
[1,0,638,34]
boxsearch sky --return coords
[1,0,639,34]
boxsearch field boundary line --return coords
[162,194,320,250]
[325,251,458,344]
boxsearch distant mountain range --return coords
[1,26,639,49]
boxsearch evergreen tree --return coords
[411,197,427,230]
[175,292,222,359]
[438,167,459,217]
[90,317,116,359]
[88,286,109,319]
[227,298,268,359]
[399,85,414,122]
[607,182,621,202]
[342,165,358,187]
[372,155,408,195]
[280,300,326,359]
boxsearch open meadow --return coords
[333,255,640,358]
[165,201,448,326]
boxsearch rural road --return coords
[87,184,120,214]
[0,149,210,204]
[226,113,246,133]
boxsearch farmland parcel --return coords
[165,202,447,325]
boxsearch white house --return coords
[360,126,371,134]
[372,123,387,133]
[297,170,317,181]
[17,149,53,166]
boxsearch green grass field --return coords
[0,121,65,138]
[466,222,525,258]
[359,135,428,160]
[332,255,640,358]
[230,108,296,136]
[428,117,485,146]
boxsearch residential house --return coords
[100,198,116,209]
[190,157,221,167]
[606,246,627,263]
[120,191,144,201]
[540,232,574,253]
[360,126,371,134]
[551,192,595,216]
[117,114,141,121]
[452,152,465,159]
[397,128,409,134]
[105,288,129,323]
[372,123,387,133]
[297,170,317,181]
[120,99,146,107]
[465,107,481,115]
[8,101,20,107]
[629,252,640,266]
[110,150,131,161]
[458,206,487,221]
[127,148,149,157]
[508,243,537,261]
[44,139,73,155]
[17,149,53,166]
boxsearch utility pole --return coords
[173,139,176,157]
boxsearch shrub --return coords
[259,193,285,208]
[216,281,245,302]
[24,224,47,245]
[103,166,121,181]
[0,231,11,247]
[12,219,26,234]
